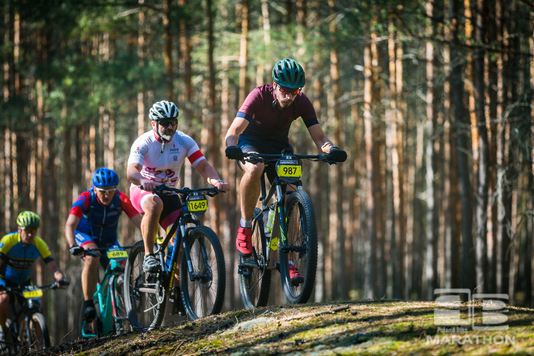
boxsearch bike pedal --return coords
[238,266,251,277]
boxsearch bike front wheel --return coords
[24,312,50,350]
[124,240,167,330]
[279,190,318,304]
[113,274,131,334]
[239,207,271,309]
[180,226,226,320]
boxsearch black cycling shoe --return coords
[83,300,97,321]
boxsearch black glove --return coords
[225,146,244,160]
[69,244,84,256]
[327,148,347,162]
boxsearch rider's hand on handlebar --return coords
[225,146,244,160]
[69,244,84,256]
[139,179,159,192]
[327,148,347,162]
[53,279,70,289]
[214,180,229,193]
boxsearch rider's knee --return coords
[244,163,265,180]
[142,195,164,215]
[0,292,9,307]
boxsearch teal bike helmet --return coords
[17,211,41,229]
[272,58,306,89]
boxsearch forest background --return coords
[1,0,533,344]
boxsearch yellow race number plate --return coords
[24,289,43,299]
[188,198,208,213]
[277,164,302,178]
[107,250,128,259]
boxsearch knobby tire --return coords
[279,190,318,304]
[239,207,271,309]
[25,312,50,350]
[113,274,130,334]
[124,240,166,330]
[180,226,226,320]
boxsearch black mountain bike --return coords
[124,185,226,330]
[232,150,337,307]
[1,282,66,355]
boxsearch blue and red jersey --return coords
[69,189,140,242]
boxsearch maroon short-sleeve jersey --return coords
[237,85,319,142]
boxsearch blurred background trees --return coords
[1,0,533,343]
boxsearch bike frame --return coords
[80,246,130,338]
[155,190,210,294]
[5,284,56,350]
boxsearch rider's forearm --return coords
[127,164,145,185]
[225,135,238,148]
[320,141,337,153]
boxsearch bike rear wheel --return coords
[239,207,271,309]
[279,190,318,304]
[24,312,50,350]
[124,240,167,330]
[180,226,226,320]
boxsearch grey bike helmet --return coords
[272,58,306,89]
[149,100,179,121]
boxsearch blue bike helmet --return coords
[92,168,119,187]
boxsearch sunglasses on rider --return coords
[95,187,116,194]
[157,118,178,127]
[276,84,301,95]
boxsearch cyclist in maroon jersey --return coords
[225,58,347,284]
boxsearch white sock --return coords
[240,218,252,228]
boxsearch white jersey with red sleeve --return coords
[127,130,205,188]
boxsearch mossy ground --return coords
[29,300,534,355]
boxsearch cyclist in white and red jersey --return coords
[127,100,229,273]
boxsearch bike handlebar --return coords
[4,281,68,294]
[81,245,134,258]
[240,151,338,165]
[139,184,222,197]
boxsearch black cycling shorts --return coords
[237,135,293,183]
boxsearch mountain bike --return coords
[124,185,226,330]
[78,245,131,338]
[1,281,67,355]
[233,150,337,307]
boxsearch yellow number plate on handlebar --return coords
[24,289,43,299]
[188,199,208,213]
[187,193,208,215]
[107,250,128,259]
[277,164,302,178]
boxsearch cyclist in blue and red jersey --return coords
[225,58,347,284]
[65,167,142,321]
[0,211,68,336]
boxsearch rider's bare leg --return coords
[141,195,164,256]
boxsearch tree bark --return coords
[450,0,476,292]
